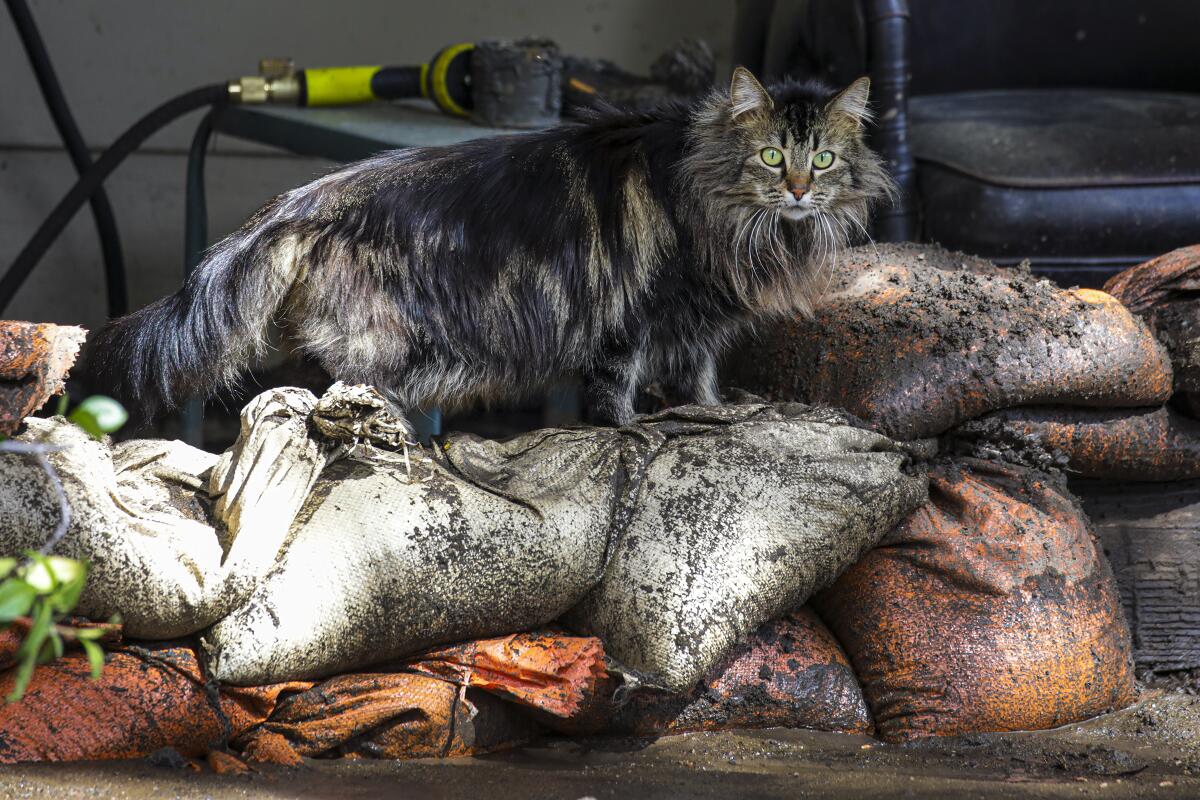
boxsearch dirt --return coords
[0,693,1195,799]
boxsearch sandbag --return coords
[1073,478,1200,672]
[243,630,603,761]
[604,608,873,736]
[0,644,305,763]
[0,321,86,436]
[966,406,1200,481]
[565,403,928,693]
[815,458,1136,742]
[203,418,635,684]
[1105,245,1200,395]
[245,674,542,761]
[728,243,1173,440]
[0,389,335,638]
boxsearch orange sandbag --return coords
[729,244,1173,440]
[244,631,609,761]
[402,631,608,721]
[1105,245,1199,395]
[0,643,306,763]
[0,321,87,435]
[972,406,1200,481]
[246,671,542,760]
[604,608,874,736]
[815,458,1136,742]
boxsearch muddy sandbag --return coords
[207,398,924,688]
[964,406,1200,481]
[565,403,928,693]
[729,243,1173,440]
[242,631,604,761]
[0,644,305,763]
[603,608,873,736]
[204,408,637,685]
[0,321,86,436]
[243,673,542,761]
[815,458,1136,742]
[1105,245,1200,395]
[0,389,335,638]
[402,631,608,722]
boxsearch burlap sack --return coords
[729,244,1173,440]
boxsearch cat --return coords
[90,67,893,429]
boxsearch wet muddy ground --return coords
[0,692,1195,799]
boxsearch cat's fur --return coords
[90,68,892,427]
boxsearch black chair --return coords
[735,0,1200,286]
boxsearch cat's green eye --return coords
[812,150,835,170]
[760,147,784,167]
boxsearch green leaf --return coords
[0,580,36,622]
[8,604,53,702]
[15,603,52,662]
[73,627,104,641]
[68,396,128,439]
[46,557,85,586]
[0,558,17,580]
[80,639,105,680]
[54,393,70,417]
[41,631,62,662]
[7,652,37,702]
[22,554,57,594]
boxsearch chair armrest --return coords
[866,0,917,241]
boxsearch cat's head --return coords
[687,68,893,226]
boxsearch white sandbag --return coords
[0,388,334,637]
[205,396,926,688]
[202,421,638,684]
[564,403,929,692]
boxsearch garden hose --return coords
[227,45,476,116]
[5,0,128,317]
[0,85,228,315]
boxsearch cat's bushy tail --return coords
[88,214,304,417]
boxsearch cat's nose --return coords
[788,184,808,200]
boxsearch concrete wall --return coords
[0,0,734,333]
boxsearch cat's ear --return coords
[827,77,872,125]
[729,66,773,119]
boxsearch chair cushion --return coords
[910,90,1200,280]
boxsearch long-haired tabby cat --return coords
[91,68,892,428]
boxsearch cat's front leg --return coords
[584,336,647,427]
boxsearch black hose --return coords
[180,109,217,448]
[5,0,128,317]
[0,84,228,315]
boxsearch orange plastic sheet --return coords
[816,458,1136,742]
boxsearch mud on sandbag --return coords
[564,402,928,693]
[207,396,924,688]
[599,608,874,737]
[1105,245,1200,397]
[204,399,640,685]
[728,243,1173,440]
[815,458,1136,742]
[961,406,1200,481]
[0,389,335,638]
